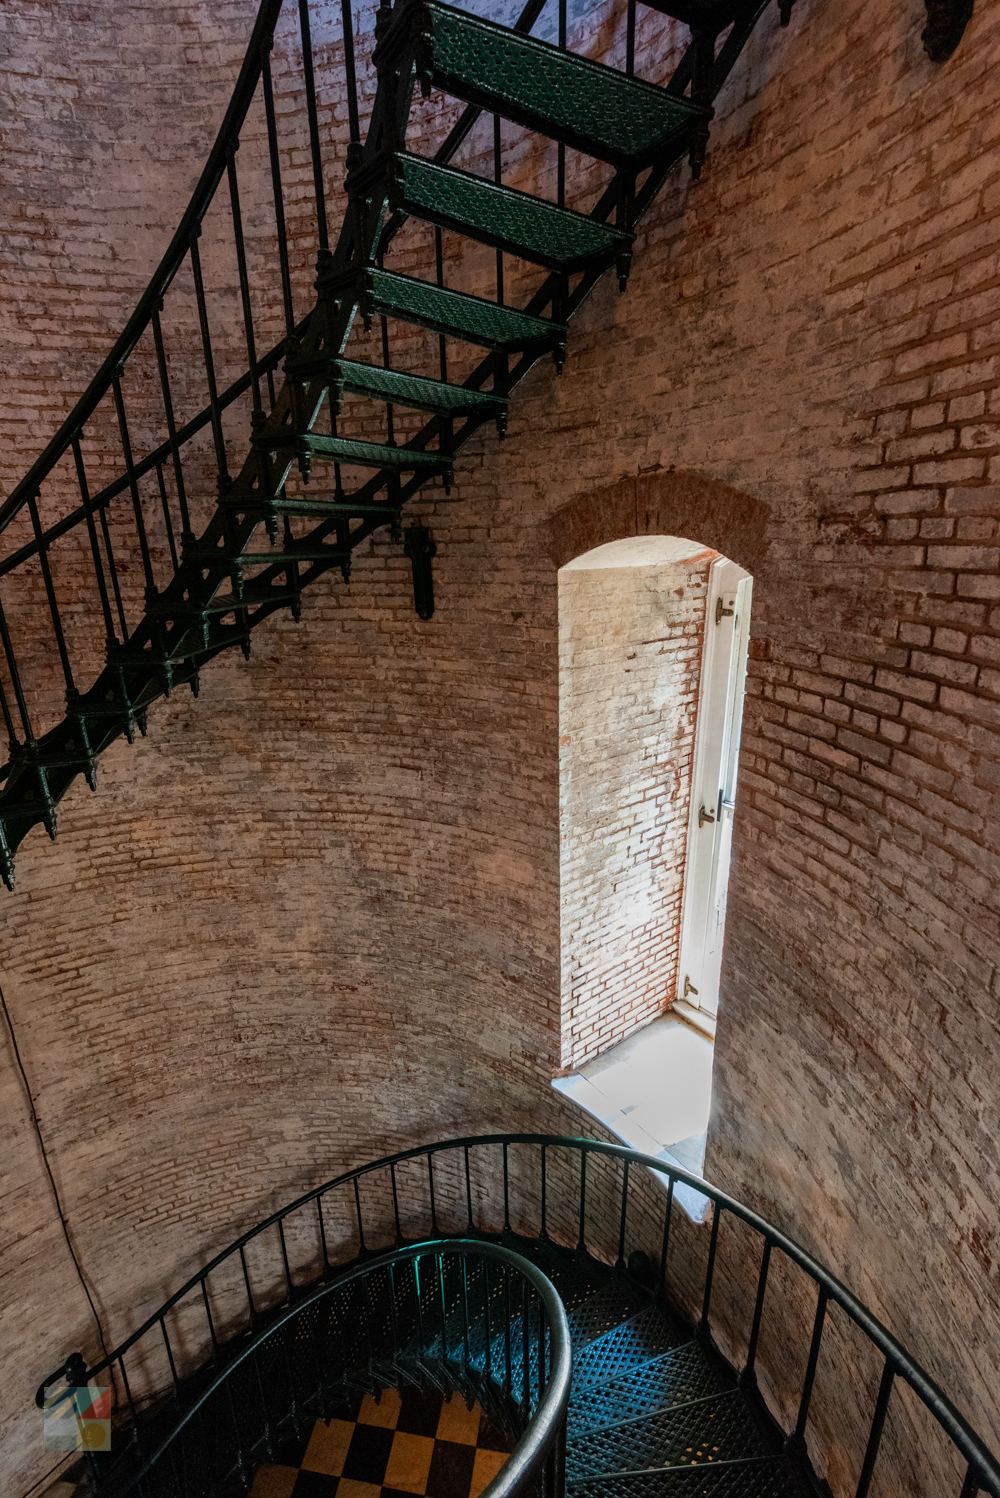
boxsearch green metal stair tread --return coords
[259,432,452,471]
[326,359,508,420]
[568,1341,732,1433]
[567,1279,652,1349]
[565,1457,806,1498]
[573,1304,690,1388]
[322,265,566,352]
[210,497,401,523]
[566,1390,772,1480]
[384,0,706,169]
[387,153,631,272]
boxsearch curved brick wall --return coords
[2,0,1000,1493]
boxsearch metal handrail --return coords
[0,0,285,536]
[36,1134,1000,1498]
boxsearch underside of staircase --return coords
[0,0,794,889]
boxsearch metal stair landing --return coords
[0,0,803,886]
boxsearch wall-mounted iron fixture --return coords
[923,0,974,60]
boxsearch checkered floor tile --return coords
[249,1387,515,1498]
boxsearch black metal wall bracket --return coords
[922,0,974,60]
[403,526,437,620]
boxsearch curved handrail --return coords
[102,1239,571,1498]
[0,0,285,535]
[36,1133,1000,1497]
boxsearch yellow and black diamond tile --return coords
[250,1387,514,1498]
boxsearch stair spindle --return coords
[188,232,231,488]
[262,46,296,339]
[854,1359,896,1498]
[298,0,330,254]
[151,307,192,542]
[111,370,156,594]
[0,589,35,746]
[27,491,76,697]
[227,144,262,415]
[72,438,117,645]
[154,463,179,573]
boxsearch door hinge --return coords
[715,596,735,626]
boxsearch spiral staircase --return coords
[0,0,790,888]
[37,1137,1000,1498]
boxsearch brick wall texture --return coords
[559,555,712,1067]
[2,0,1000,1493]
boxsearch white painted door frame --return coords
[676,557,753,1019]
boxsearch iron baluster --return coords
[435,228,448,383]
[557,0,566,208]
[698,1200,722,1335]
[540,1142,548,1240]
[428,1151,439,1234]
[494,114,504,306]
[788,1285,829,1452]
[502,1141,511,1234]
[741,1237,772,1387]
[577,1149,587,1252]
[0,587,35,744]
[341,0,361,150]
[158,1316,181,1409]
[503,1265,513,1395]
[117,1355,144,1456]
[960,1466,983,1498]
[261,46,295,339]
[626,0,636,74]
[413,1252,425,1353]
[313,1195,330,1276]
[110,368,155,593]
[0,670,17,752]
[464,1144,474,1231]
[250,1341,274,1459]
[461,1255,471,1368]
[381,304,395,448]
[658,1176,675,1297]
[188,231,230,487]
[154,464,179,572]
[297,0,330,254]
[200,1277,220,1367]
[854,1359,896,1498]
[239,1244,257,1326]
[222,1357,250,1489]
[361,1273,377,1373]
[96,484,130,641]
[437,1253,449,1362]
[278,1218,295,1302]
[390,1161,403,1246]
[616,1159,630,1270]
[521,1278,530,1419]
[151,306,192,541]
[27,491,75,697]
[482,1259,493,1381]
[72,437,115,644]
[267,366,278,413]
[227,144,262,416]
[354,1177,367,1255]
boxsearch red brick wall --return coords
[559,550,713,1067]
[2,0,1000,1494]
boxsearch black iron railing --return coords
[0,0,777,887]
[36,1136,1000,1498]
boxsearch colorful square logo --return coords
[42,1383,112,1452]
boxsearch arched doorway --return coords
[553,535,752,1193]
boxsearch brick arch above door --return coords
[542,468,772,577]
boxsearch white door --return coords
[676,558,752,1018]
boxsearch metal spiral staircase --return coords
[0,0,790,889]
[37,1137,1000,1498]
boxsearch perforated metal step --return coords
[256,431,453,477]
[377,0,706,170]
[568,1341,731,1434]
[567,1390,771,1480]
[573,1303,689,1388]
[287,357,508,425]
[567,1279,652,1349]
[384,152,632,273]
[566,1459,806,1498]
[322,265,566,357]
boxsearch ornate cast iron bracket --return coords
[922,0,974,61]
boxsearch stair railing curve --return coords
[36,1135,1000,1498]
[70,1238,572,1498]
[0,0,791,888]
